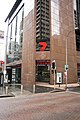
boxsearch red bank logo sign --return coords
[39,42,47,51]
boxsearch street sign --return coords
[65,65,69,71]
[56,72,63,84]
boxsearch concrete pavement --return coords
[0,82,80,97]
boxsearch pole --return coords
[65,27,78,90]
[3,19,9,87]
[33,84,35,93]
[5,86,8,94]
[54,70,55,90]
[21,85,23,94]
[66,36,68,89]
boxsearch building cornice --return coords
[5,0,22,22]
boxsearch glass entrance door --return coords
[36,60,50,82]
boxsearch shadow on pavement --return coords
[0,93,15,98]
[35,85,65,93]
[67,86,80,93]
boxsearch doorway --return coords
[6,65,21,84]
[36,60,50,82]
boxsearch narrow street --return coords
[0,91,80,120]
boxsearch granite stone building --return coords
[5,0,80,90]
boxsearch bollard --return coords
[5,86,8,94]
[33,84,35,94]
[21,85,23,94]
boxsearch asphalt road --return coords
[0,91,80,120]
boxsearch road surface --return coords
[0,91,80,120]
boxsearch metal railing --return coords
[1,84,23,95]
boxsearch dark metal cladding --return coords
[5,0,22,22]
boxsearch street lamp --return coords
[65,27,78,90]
[65,32,69,90]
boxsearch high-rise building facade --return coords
[74,0,80,82]
[5,0,80,90]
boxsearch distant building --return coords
[0,30,4,65]
[0,30,4,39]
[0,31,5,59]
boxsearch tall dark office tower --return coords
[75,0,80,51]
[75,0,80,80]
[76,0,80,29]
[36,0,50,51]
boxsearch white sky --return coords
[0,0,16,61]
[0,0,16,31]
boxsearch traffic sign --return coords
[51,60,56,70]
[65,65,69,71]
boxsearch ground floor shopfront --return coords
[36,60,50,83]
[6,58,80,91]
[4,59,79,91]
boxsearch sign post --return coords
[54,69,56,89]
[51,60,56,90]
[64,64,69,89]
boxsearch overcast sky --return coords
[0,0,16,61]
[0,0,16,31]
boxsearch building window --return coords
[76,34,80,51]
[51,0,60,36]
[7,5,24,63]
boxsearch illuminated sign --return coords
[36,60,50,65]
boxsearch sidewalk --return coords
[35,82,80,93]
[36,82,80,89]
[0,82,79,98]
[0,85,32,98]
